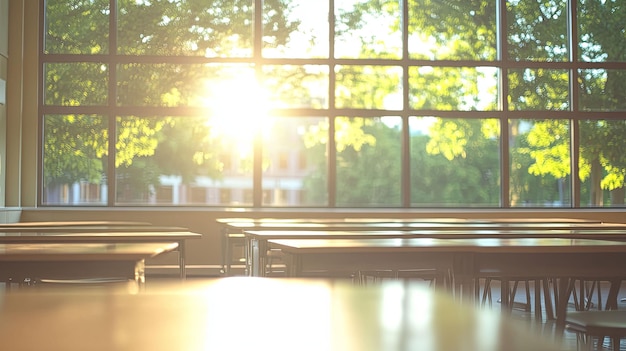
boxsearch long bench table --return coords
[0,241,178,287]
[268,236,626,334]
[240,224,626,277]
[0,229,202,279]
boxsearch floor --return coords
[477,279,626,351]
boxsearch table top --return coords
[0,230,202,241]
[268,237,626,254]
[218,217,602,225]
[244,228,626,240]
[0,278,571,351]
[224,220,626,231]
[0,221,153,227]
[0,242,179,261]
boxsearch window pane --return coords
[509,119,571,207]
[262,65,329,109]
[44,0,109,54]
[335,0,402,59]
[408,0,497,61]
[44,63,108,106]
[410,117,500,207]
[263,0,329,58]
[117,0,253,57]
[580,119,626,207]
[262,117,328,206]
[117,63,255,107]
[42,115,108,205]
[408,67,499,111]
[336,117,402,207]
[335,66,402,109]
[507,0,568,61]
[114,116,253,205]
[579,69,626,111]
[578,0,626,62]
[508,68,569,110]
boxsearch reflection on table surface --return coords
[0,278,572,351]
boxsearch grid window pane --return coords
[44,0,109,55]
[408,67,499,111]
[509,119,571,207]
[44,63,109,106]
[335,0,402,59]
[507,0,568,62]
[408,0,497,61]
[579,69,626,111]
[578,0,626,63]
[262,65,329,109]
[42,115,108,205]
[335,66,402,109]
[336,117,402,207]
[508,68,569,110]
[410,117,501,207]
[580,119,626,207]
[262,117,328,206]
[117,0,254,57]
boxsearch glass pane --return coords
[508,68,569,110]
[579,69,626,111]
[117,63,255,107]
[408,67,499,111]
[262,117,328,206]
[408,0,497,60]
[44,63,108,106]
[509,119,571,207]
[578,0,626,62]
[44,0,109,54]
[117,0,253,57]
[507,0,568,61]
[335,66,402,109]
[580,119,626,207]
[42,115,108,205]
[115,115,253,205]
[335,0,402,59]
[336,116,402,207]
[262,65,329,109]
[410,117,500,207]
[263,0,329,58]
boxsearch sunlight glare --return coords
[201,73,272,157]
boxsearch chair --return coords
[565,310,626,351]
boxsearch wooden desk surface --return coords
[0,221,153,227]
[224,220,626,232]
[0,278,572,351]
[0,230,202,241]
[0,242,179,261]
[268,237,626,253]
[0,225,190,233]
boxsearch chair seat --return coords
[566,310,626,337]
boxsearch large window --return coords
[40,0,626,208]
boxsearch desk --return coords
[0,221,153,227]
[0,278,571,351]
[268,237,626,332]
[244,227,626,277]
[0,230,201,279]
[0,241,178,286]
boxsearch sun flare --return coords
[201,72,272,157]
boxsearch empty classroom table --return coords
[0,241,178,286]
[268,237,626,332]
[0,230,202,279]
[0,278,572,351]
[243,227,626,277]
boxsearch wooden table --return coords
[0,221,153,228]
[243,227,626,277]
[268,237,626,332]
[0,278,572,351]
[0,230,201,279]
[0,241,178,286]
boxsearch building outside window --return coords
[40,0,626,208]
